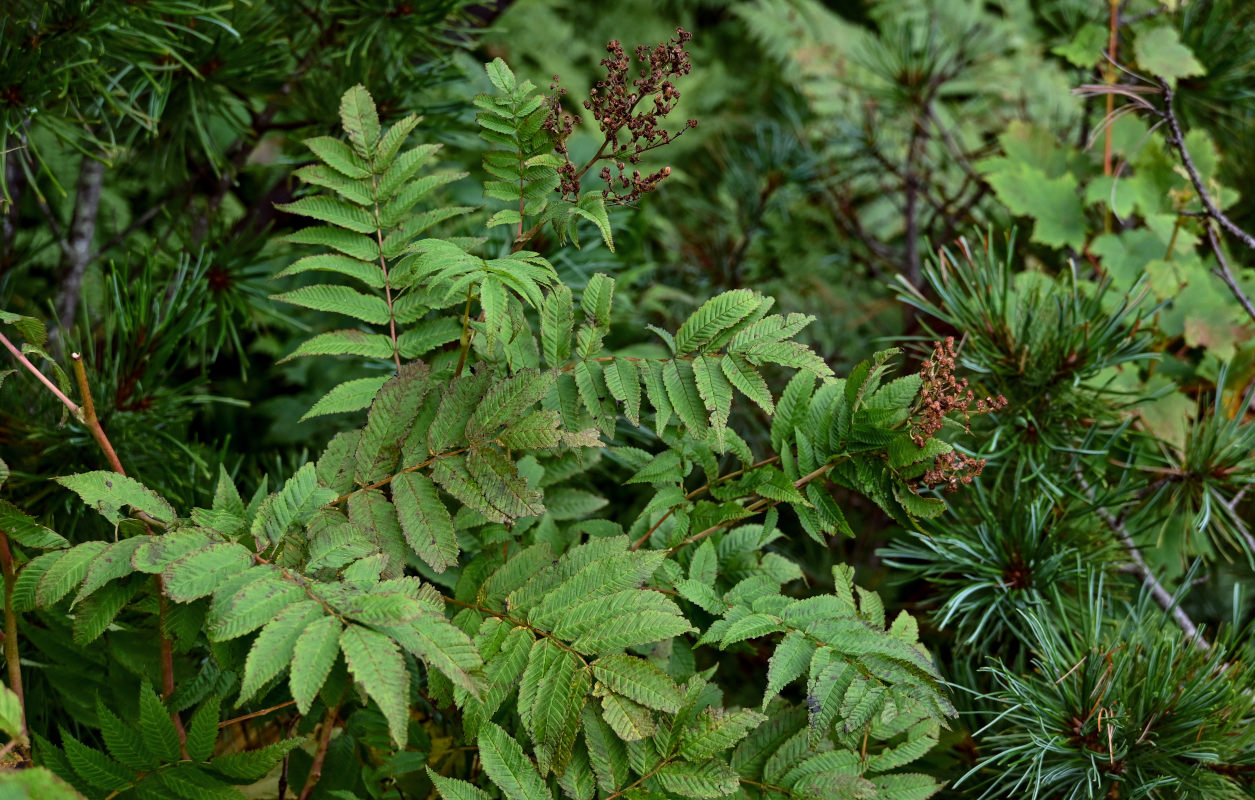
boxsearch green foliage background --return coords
[3,1,1255,799]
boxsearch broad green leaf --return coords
[36,541,106,607]
[428,769,494,800]
[1134,26,1206,87]
[764,630,815,708]
[355,362,432,484]
[518,638,588,775]
[276,196,377,234]
[680,708,766,760]
[305,136,371,178]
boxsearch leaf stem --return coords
[454,283,475,377]
[0,330,79,413]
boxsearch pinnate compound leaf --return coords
[478,722,549,800]
[290,615,342,714]
[340,625,410,747]
[302,376,390,422]
[55,471,176,525]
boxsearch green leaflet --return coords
[518,638,589,776]
[302,375,390,422]
[477,722,550,800]
[271,284,390,325]
[238,601,323,705]
[655,760,740,798]
[55,471,176,525]
[428,769,494,800]
[680,708,767,761]
[392,471,458,572]
[340,624,410,747]
[598,691,654,741]
[250,462,337,547]
[355,362,432,484]
[340,84,381,160]
[592,655,683,713]
[161,542,252,602]
[675,289,765,354]
[0,499,68,550]
[280,329,396,362]
[290,615,342,714]
[541,285,574,367]
[663,359,709,435]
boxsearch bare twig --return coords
[0,331,80,411]
[70,354,126,476]
[298,705,339,800]
[1074,465,1209,649]
[219,699,298,729]
[1158,79,1255,324]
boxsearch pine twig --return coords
[1074,466,1209,650]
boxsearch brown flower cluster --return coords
[911,337,1008,494]
[547,28,698,203]
[911,337,1007,446]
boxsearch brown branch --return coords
[0,533,25,743]
[630,456,782,551]
[0,331,80,412]
[70,354,126,476]
[298,705,340,800]
[220,699,297,729]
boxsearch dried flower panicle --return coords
[545,27,698,203]
[911,337,1008,493]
